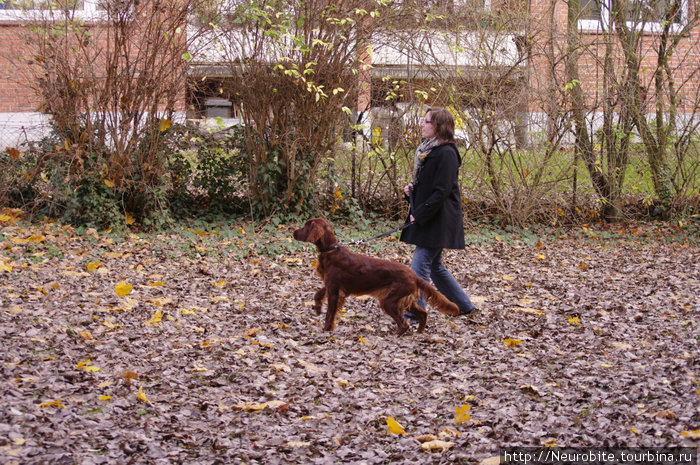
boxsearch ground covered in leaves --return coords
[1,212,699,464]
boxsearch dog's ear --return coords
[303,219,323,244]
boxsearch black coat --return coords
[400,142,465,250]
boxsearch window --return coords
[1,1,84,8]
[0,0,103,20]
[579,0,687,32]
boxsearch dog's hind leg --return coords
[313,286,326,315]
[380,294,410,336]
[323,287,345,332]
[409,303,428,333]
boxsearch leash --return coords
[321,187,415,253]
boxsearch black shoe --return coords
[404,312,420,323]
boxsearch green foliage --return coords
[169,123,248,216]
[1,123,180,231]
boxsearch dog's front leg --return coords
[313,287,326,315]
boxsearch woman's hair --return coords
[426,107,455,142]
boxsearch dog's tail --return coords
[415,277,460,315]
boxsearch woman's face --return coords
[421,112,436,139]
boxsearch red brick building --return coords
[1,0,697,149]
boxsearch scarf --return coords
[412,137,440,185]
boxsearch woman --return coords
[401,107,476,319]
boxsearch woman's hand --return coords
[403,183,413,196]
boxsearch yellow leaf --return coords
[159,119,172,132]
[600,363,614,368]
[125,212,136,225]
[630,428,639,434]
[385,416,406,435]
[455,404,472,424]
[76,359,92,370]
[115,281,133,297]
[40,399,66,409]
[179,308,196,315]
[84,366,101,372]
[504,338,523,347]
[235,400,287,411]
[136,386,151,403]
[103,178,114,188]
[501,275,516,281]
[420,439,454,451]
[0,262,12,272]
[214,279,226,287]
[358,337,367,344]
[103,318,120,329]
[569,316,581,326]
[143,309,163,327]
[681,430,700,439]
[147,281,165,287]
[536,254,545,260]
[98,395,112,401]
[86,262,102,271]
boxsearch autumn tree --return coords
[562,0,698,220]
[3,0,208,226]
[190,0,395,217]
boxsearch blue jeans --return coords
[410,247,475,314]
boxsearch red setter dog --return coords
[293,218,459,335]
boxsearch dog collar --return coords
[320,243,341,253]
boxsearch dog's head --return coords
[293,217,336,250]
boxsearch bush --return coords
[168,122,248,217]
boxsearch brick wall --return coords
[527,0,699,116]
[0,23,43,113]
[0,13,188,117]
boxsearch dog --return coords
[292,217,459,335]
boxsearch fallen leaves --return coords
[234,400,288,412]
[39,400,66,409]
[420,439,454,452]
[143,308,163,326]
[136,386,151,404]
[1,218,698,463]
[454,404,472,424]
[386,417,406,435]
[76,359,101,372]
[504,338,523,347]
[115,281,133,297]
